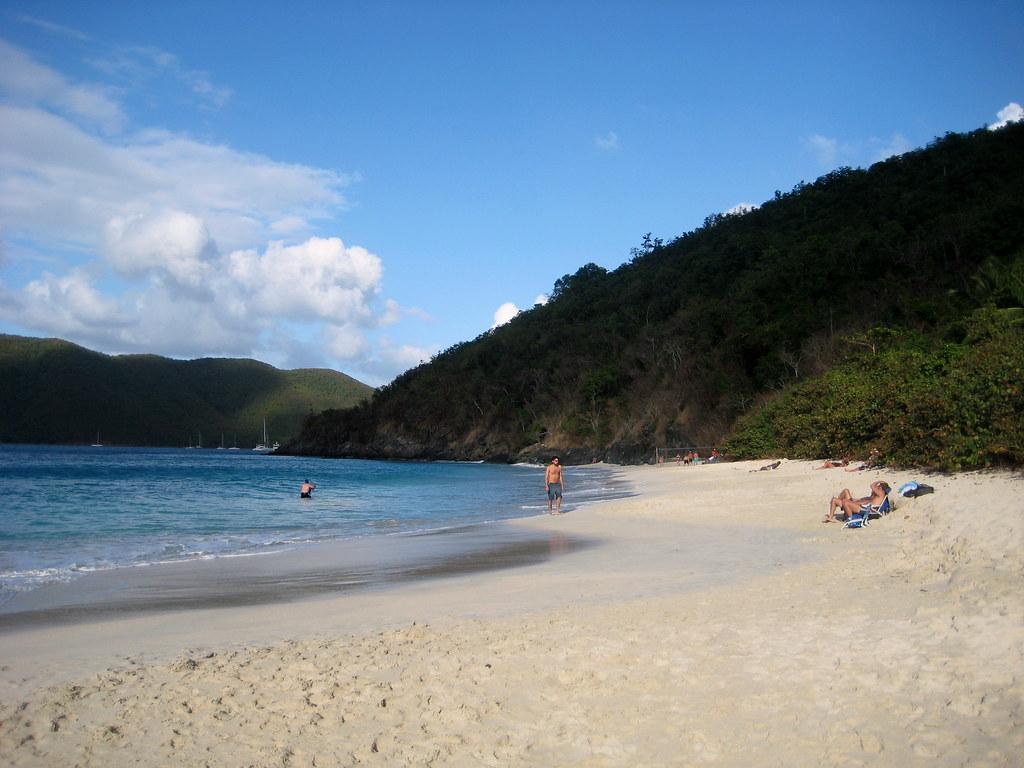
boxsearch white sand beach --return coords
[1,459,1021,766]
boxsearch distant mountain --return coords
[0,335,373,447]
[288,123,1024,469]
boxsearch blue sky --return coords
[1,1,1021,385]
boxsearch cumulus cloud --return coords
[324,322,369,361]
[104,210,217,294]
[19,269,129,337]
[359,338,434,379]
[0,39,432,383]
[228,237,382,325]
[534,293,549,306]
[1,234,397,363]
[594,130,619,151]
[989,102,1023,131]
[725,202,757,216]
[491,301,520,329]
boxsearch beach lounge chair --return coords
[867,495,891,519]
[843,496,891,529]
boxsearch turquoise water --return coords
[0,445,628,603]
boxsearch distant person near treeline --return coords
[545,457,564,515]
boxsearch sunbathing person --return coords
[815,457,850,469]
[824,480,891,523]
[844,448,881,472]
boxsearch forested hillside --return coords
[0,336,373,447]
[288,124,1024,468]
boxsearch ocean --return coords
[0,444,630,608]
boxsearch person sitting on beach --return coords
[545,457,564,515]
[824,480,891,523]
[300,479,316,499]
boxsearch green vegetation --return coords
[292,123,1024,467]
[724,310,1024,470]
[0,337,373,447]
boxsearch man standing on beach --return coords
[545,457,564,514]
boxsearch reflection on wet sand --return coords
[0,525,595,630]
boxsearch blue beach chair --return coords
[843,495,891,529]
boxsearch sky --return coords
[1,1,1022,386]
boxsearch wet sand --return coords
[0,523,593,629]
[0,460,1020,766]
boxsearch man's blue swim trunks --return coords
[547,483,562,500]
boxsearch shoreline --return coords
[0,450,632,606]
[0,461,632,629]
[1,459,1020,766]
[0,522,598,631]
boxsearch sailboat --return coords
[252,418,278,454]
[228,433,240,451]
[217,433,226,450]
[91,431,103,447]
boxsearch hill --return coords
[288,124,1024,469]
[0,336,374,447]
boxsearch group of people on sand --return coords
[671,448,721,465]
[815,448,881,473]
[298,455,886,525]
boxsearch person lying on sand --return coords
[815,458,850,469]
[844,448,881,472]
[824,480,891,523]
[751,460,782,472]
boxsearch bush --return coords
[723,314,1024,470]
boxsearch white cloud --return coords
[84,44,232,110]
[0,104,352,254]
[989,102,1023,131]
[15,15,90,41]
[324,322,369,361]
[104,210,217,294]
[0,39,433,384]
[227,237,382,325]
[534,293,549,306]
[871,133,911,162]
[806,131,912,168]
[806,134,839,168]
[1,234,404,368]
[20,269,129,335]
[725,202,757,216]
[594,130,619,151]
[492,301,520,328]
[362,338,434,379]
[0,39,124,132]
[270,215,310,236]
